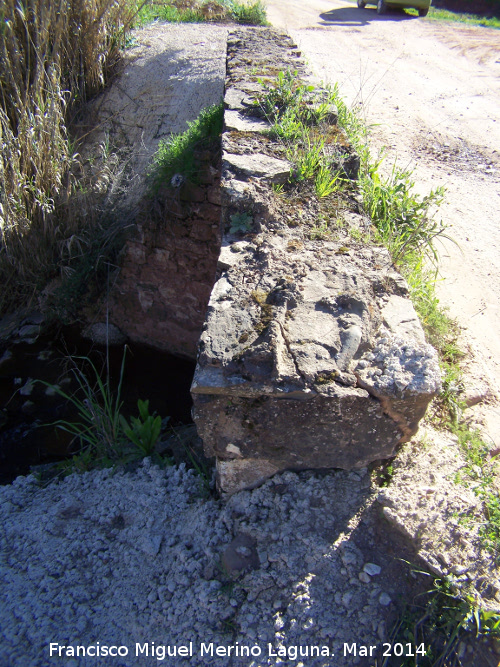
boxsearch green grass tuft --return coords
[148,102,223,190]
[385,564,500,667]
[422,6,500,28]
[229,0,268,24]
[257,71,350,198]
[132,0,268,26]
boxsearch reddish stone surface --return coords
[107,161,222,358]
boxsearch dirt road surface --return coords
[265,0,500,442]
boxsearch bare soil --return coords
[265,0,500,443]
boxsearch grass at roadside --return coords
[420,6,500,28]
[257,71,500,661]
[325,78,500,659]
[131,0,268,26]
[383,564,500,667]
[338,91,500,563]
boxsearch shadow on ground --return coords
[318,6,419,26]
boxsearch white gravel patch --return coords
[0,461,397,667]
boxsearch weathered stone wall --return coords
[191,28,442,494]
[108,152,222,358]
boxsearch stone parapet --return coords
[191,28,441,494]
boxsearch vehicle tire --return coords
[357,0,366,7]
[418,6,429,15]
[376,0,387,14]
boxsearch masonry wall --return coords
[108,152,222,359]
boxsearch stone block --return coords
[180,182,206,203]
[190,201,222,225]
[137,287,154,312]
[151,248,170,268]
[221,533,260,579]
[192,234,441,494]
[224,110,270,133]
[190,220,216,242]
[127,242,146,265]
[207,186,222,205]
[223,152,291,184]
[82,323,127,346]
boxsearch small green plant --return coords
[39,352,128,461]
[482,492,500,555]
[294,137,324,180]
[39,349,169,469]
[315,166,343,198]
[450,423,500,558]
[268,107,304,141]
[309,220,330,240]
[385,564,500,667]
[149,102,223,191]
[380,463,394,487]
[120,399,163,456]
[229,211,253,234]
[258,70,314,121]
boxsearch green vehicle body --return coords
[357,0,431,15]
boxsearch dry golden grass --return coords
[0,0,140,312]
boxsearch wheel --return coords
[418,6,429,16]
[376,0,387,13]
[357,0,366,8]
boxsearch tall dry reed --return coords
[0,0,139,311]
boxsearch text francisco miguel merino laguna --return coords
[48,641,351,660]
[49,641,425,660]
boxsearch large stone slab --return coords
[192,228,441,493]
[224,110,270,133]
[222,152,291,184]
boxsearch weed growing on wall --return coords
[257,71,352,199]
[148,103,224,191]
[258,71,448,265]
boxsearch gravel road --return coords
[265,0,500,442]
